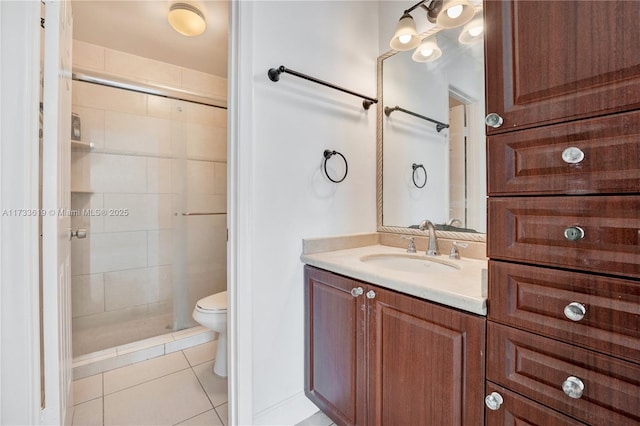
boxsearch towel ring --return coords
[323,150,348,183]
[412,163,427,188]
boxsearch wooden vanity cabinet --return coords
[484,0,640,135]
[304,265,366,426]
[304,265,486,426]
[484,1,640,424]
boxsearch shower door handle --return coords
[70,228,87,240]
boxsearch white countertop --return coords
[301,244,488,316]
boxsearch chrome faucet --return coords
[401,236,417,253]
[418,220,439,256]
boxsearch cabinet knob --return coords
[366,290,376,299]
[485,392,504,410]
[564,302,586,322]
[562,376,584,399]
[563,226,585,241]
[485,113,504,128]
[350,287,363,297]
[562,147,585,164]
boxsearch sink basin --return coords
[359,253,460,274]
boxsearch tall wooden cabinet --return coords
[484,1,640,425]
[304,265,485,426]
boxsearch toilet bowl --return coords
[192,291,227,377]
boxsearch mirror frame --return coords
[376,50,486,243]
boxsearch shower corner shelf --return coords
[71,140,95,151]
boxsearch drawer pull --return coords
[350,287,363,297]
[562,147,585,164]
[366,290,376,299]
[562,376,585,399]
[564,226,585,241]
[563,302,586,322]
[485,113,504,128]
[485,392,504,410]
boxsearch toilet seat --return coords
[196,291,227,312]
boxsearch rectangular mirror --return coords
[377,8,486,242]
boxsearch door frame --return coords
[40,0,74,424]
[227,0,254,423]
[0,1,43,423]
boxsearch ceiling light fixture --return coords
[168,3,206,36]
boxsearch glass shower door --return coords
[70,80,227,356]
[171,98,227,331]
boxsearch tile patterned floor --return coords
[72,337,338,426]
[295,410,335,426]
[72,340,227,426]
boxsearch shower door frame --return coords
[69,71,227,354]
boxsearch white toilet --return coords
[192,291,227,377]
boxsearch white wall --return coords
[0,1,42,424]
[235,1,379,422]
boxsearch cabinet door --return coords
[304,266,367,426]
[484,0,640,134]
[367,286,485,426]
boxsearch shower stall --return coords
[69,76,227,357]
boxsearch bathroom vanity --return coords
[301,236,488,425]
[301,1,640,424]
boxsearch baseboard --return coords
[252,391,319,426]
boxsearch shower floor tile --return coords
[71,341,227,426]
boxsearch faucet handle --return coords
[447,218,462,227]
[401,236,417,253]
[449,241,469,259]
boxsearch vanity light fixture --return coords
[390,0,477,53]
[411,36,442,62]
[458,14,484,44]
[167,3,206,36]
[435,0,474,29]
[390,11,421,51]
[390,0,481,62]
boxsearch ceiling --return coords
[71,0,229,78]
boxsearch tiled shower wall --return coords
[70,41,227,356]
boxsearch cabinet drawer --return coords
[487,111,640,195]
[488,196,640,278]
[487,323,640,425]
[485,381,586,426]
[489,261,640,363]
